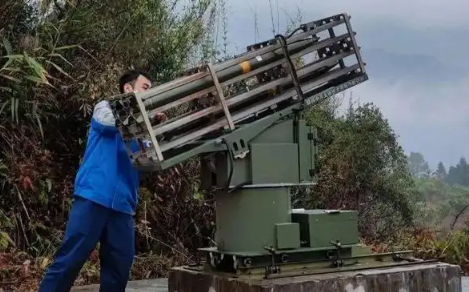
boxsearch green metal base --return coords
[198,245,354,275]
[195,115,422,279]
[195,247,434,279]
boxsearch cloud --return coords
[226,0,469,31]
[343,74,469,167]
[222,0,469,63]
[351,75,469,126]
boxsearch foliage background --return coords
[1,0,469,291]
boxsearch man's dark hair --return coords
[119,69,151,93]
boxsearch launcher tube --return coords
[152,50,355,138]
[145,31,351,119]
[140,16,348,108]
[158,64,360,152]
[142,39,314,109]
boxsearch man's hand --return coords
[152,112,167,124]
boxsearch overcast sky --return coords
[214,0,469,169]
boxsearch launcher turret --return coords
[108,13,420,279]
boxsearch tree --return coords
[410,177,469,229]
[445,157,469,186]
[435,161,447,179]
[309,101,415,241]
[407,152,430,178]
[458,157,469,186]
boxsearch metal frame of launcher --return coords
[107,13,437,279]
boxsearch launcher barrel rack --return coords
[109,13,432,279]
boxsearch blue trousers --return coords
[37,196,135,292]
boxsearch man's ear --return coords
[123,83,133,93]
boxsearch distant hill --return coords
[355,22,469,85]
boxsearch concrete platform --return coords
[168,262,462,292]
[68,274,469,292]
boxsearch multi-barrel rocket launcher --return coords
[108,13,430,278]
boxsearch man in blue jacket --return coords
[37,70,165,292]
